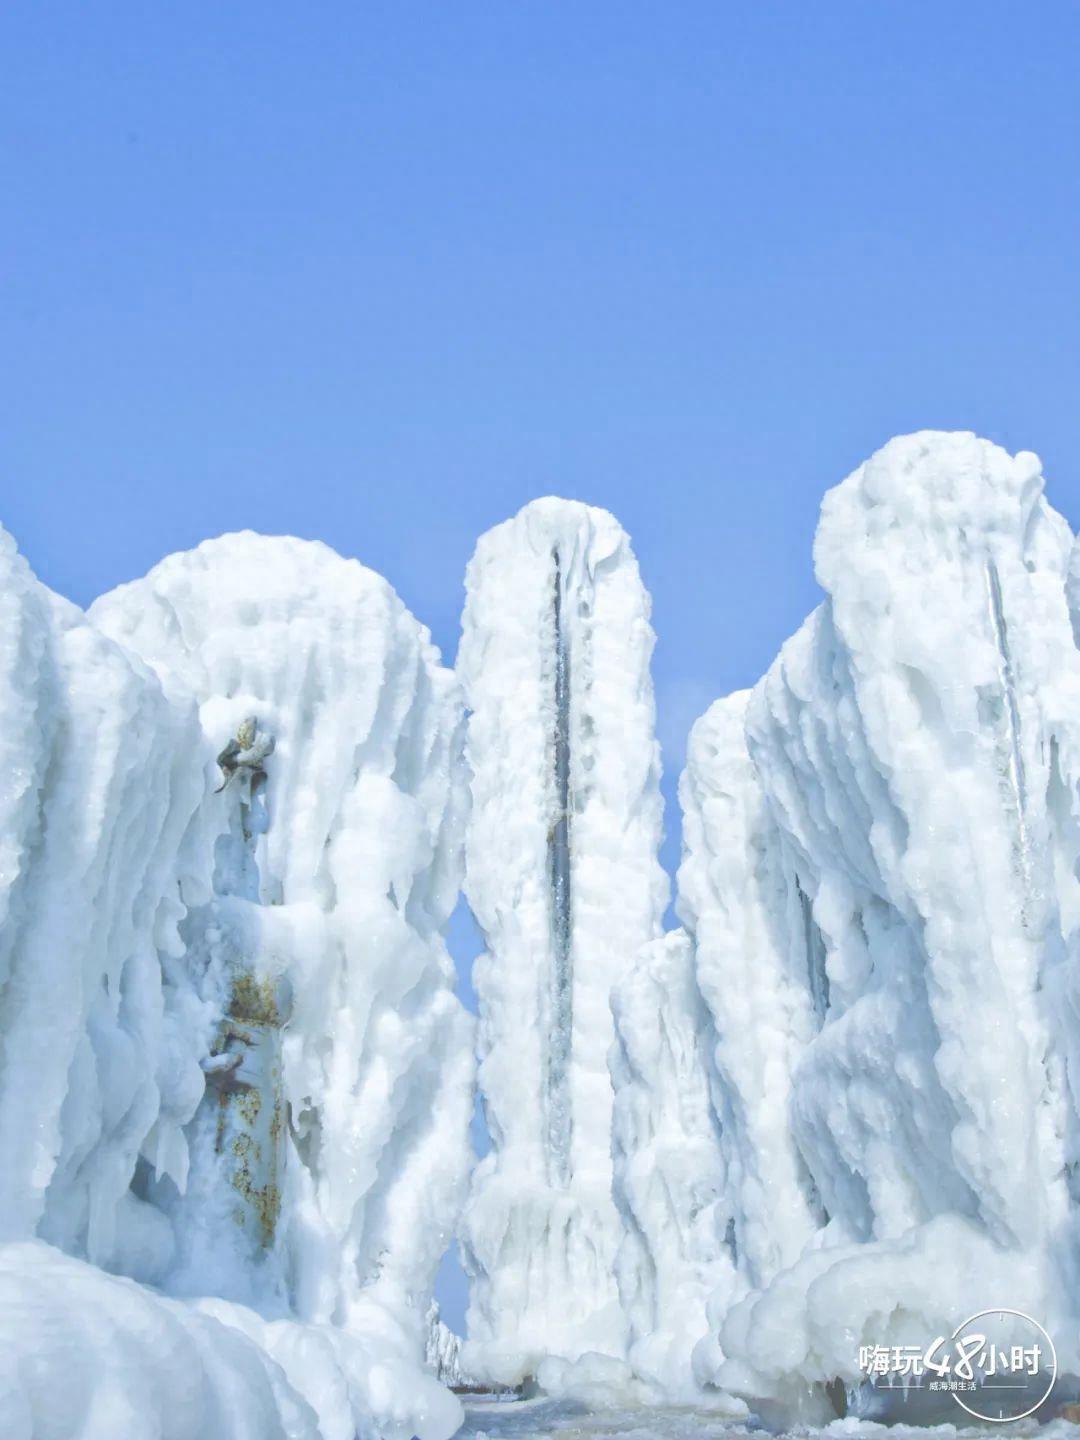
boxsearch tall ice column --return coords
[459,498,668,1384]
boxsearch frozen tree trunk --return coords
[459,498,668,1385]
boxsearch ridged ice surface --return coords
[0,528,473,1440]
[679,433,1080,1422]
[92,534,473,1331]
[678,692,822,1300]
[8,433,1080,1435]
[0,524,212,1266]
[459,499,668,1385]
[608,930,737,1399]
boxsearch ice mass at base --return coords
[3,431,1080,1438]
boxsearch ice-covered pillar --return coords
[609,929,741,1399]
[91,534,475,1349]
[693,434,1080,1416]
[0,525,209,1265]
[676,692,823,1298]
[459,498,668,1384]
[743,433,1078,1259]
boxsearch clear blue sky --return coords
[4,1,1080,1332]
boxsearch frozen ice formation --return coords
[0,523,211,1267]
[2,1240,462,1440]
[677,691,822,1297]
[91,533,474,1333]
[679,432,1080,1423]
[458,499,669,1385]
[426,1299,468,1386]
[608,929,740,1401]
[6,430,1080,1434]
[0,527,473,1440]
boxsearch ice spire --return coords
[458,498,668,1384]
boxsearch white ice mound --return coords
[458,498,668,1385]
[0,1240,461,1440]
[0,1241,315,1440]
[0,525,472,1439]
[681,433,1080,1419]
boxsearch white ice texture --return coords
[426,1300,469,1387]
[458,499,669,1386]
[7,430,1080,1437]
[678,432,1080,1423]
[0,527,473,1440]
[608,930,741,1402]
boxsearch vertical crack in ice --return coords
[796,875,830,1022]
[546,547,573,1186]
[985,557,1034,927]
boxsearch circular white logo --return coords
[949,1309,1056,1423]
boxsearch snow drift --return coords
[0,527,473,1440]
